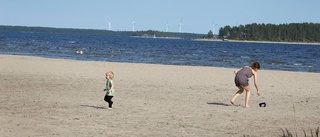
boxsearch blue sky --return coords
[1,0,320,34]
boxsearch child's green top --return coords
[106,80,115,96]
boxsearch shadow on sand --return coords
[80,105,106,109]
[207,102,231,106]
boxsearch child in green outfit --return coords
[104,71,115,109]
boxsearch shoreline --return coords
[1,54,318,73]
[194,38,320,45]
[1,55,320,136]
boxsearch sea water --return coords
[0,31,319,73]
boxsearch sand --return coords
[1,55,319,137]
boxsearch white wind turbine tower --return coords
[132,20,135,31]
[178,19,182,33]
[166,21,169,32]
[212,22,218,35]
[108,21,112,31]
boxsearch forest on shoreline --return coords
[218,22,320,43]
[0,25,204,39]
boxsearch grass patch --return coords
[281,127,319,137]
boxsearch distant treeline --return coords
[0,25,204,39]
[218,22,320,42]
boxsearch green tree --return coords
[218,22,320,42]
[207,30,213,39]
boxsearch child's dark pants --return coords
[104,95,113,108]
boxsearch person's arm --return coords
[234,68,241,75]
[253,71,260,96]
[108,82,114,93]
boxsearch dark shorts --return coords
[235,75,249,87]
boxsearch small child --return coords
[104,71,115,109]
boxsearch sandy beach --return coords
[1,55,319,137]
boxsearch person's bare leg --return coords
[230,87,244,105]
[243,86,251,108]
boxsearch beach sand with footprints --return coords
[1,55,319,136]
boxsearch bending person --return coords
[230,62,261,108]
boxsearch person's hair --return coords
[106,71,114,79]
[250,62,260,70]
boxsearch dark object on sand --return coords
[259,102,266,107]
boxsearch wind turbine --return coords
[166,21,169,32]
[179,18,182,33]
[108,21,112,31]
[212,22,218,35]
[132,20,135,31]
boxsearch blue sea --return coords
[0,31,319,73]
